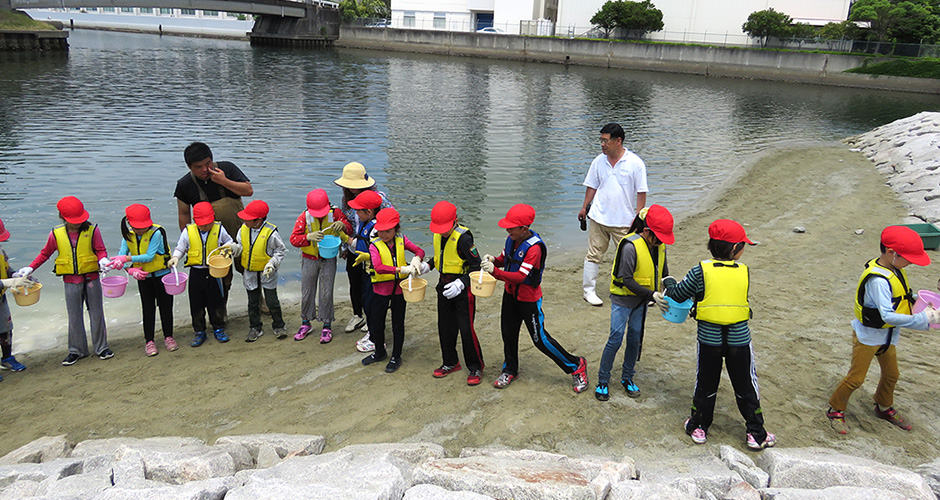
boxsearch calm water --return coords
[0,30,937,352]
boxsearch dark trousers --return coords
[369,292,405,359]
[138,275,174,342]
[346,253,365,317]
[247,286,285,330]
[361,271,375,329]
[188,267,226,333]
[437,282,483,371]
[688,342,767,443]
[500,292,579,376]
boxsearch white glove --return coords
[262,260,277,278]
[167,256,179,268]
[0,277,28,289]
[328,221,346,233]
[481,260,495,273]
[442,279,465,299]
[926,307,940,325]
[399,264,416,276]
[221,242,242,258]
[482,254,495,263]
[652,291,669,313]
[13,266,33,278]
[98,257,111,272]
[369,227,378,238]
[419,262,431,275]
[306,230,324,242]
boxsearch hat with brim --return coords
[334,162,376,190]
[429,201,457,234]
[645,204,675,245]
[237,200,269,221]
[348,190,382,210]
[57,196,89,225]
[708,219,755,245]
[374,208,400,231]
[882,225,931,266]
[125,204,153,230]
[192,201,216,225]
[306,189,331,218]
[498,204,536,229]
[0,218,10,242]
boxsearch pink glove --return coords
[110,255,131,269]
[127,268,148,280]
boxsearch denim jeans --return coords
[597,301,647,384]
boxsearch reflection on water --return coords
[0,30,937,353]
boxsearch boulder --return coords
[92,475,243,500]
[255,445,281,469]
[40,469,112,497]
[0,480,41,499]
[719,445,769,489]
[0,457,85,486]
[213,434,325,461]
[607,480,699,500]
[403,484,496,500]
[72,437,204,459]
[915,457,940,498]
[133,445,235,485]
[760,486,911,499]
[335,442,447,484]
[640,451,746,499]
[0,435,71,465]
[213,443,252,472]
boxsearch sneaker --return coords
[594,383,610,402]
[361,352,388,366]
[467,369,482,386]
[98,348,114,360]
[685,418,707,444]
[164,337,179,352]
[61,353,86,366]
[875,405,913,431]
[0,356,26,372]
[356,332,375,353]
[320,328,333,344]
[746,432,777,450]
[246,328,263,343]
[213,329,229,343]
[294,324,312,341]
[145,341,158,357]
[571,357,588,393]
[191,331,207,347]
[345,315,366,333]
[827,408,847,435]
[494,372,516,389]
[274,327,288,340]
[433,362,462,378]
[385,356,402,373]
[621,379,641,398]
[361,321,369,332]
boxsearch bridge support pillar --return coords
[249,4,339,47]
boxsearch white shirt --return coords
[583,149,648,227]
[853,277,929,346]
[172,226,234,269]
[236,225,286,291]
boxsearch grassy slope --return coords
[846,58,940,79]
[0,9,57,30]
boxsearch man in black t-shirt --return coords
[174,142,253,237]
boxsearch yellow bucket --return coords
[12,282,42,307]
[207,250,232,278]
[400,277,427,303]
[469,271,497,298]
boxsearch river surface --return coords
[0,30,937,353]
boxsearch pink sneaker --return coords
[746,432,777,450]
[163,336,178,352]
[145,341,158,357]
[320,328,333,344]
[294,324,312,341]
[685,418,707,444]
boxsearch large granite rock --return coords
[607,480,699,500]
[0,435,71,465]
[403,484,496,500]
[760,485,912,499]
[719,445,769,489]
[214,434,325,462]
[71,437,205,459]
[640,450,748,499]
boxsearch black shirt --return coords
[173,161,250,206]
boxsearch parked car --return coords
[476,27,505,34]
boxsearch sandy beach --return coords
[2,142,939,469]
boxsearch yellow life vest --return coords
[126,225,169,274]
[433,225,469,275]
[610,233,665,296]
[694,259,751,325]
[300,210,339,258]
[186,222,221,267]
[854,258,913,328]
[53,224,98,276]
[370,234,405,283]
[240,221,277,272]
[0,251,8,294]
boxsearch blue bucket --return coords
[662,295,693,324]
[317,235,341,258]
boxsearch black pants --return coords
[247,286,285,330]
[500,292,579,376]
[138,275,174,342]
[687,342,768,443]
[188,267,226,333]
[437,280,483,371]
[346,252,365,317]
[369,292,405,359]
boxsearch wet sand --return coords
[2,144,939,468]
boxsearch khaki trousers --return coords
[829,334,899,412]
[586,219,631,264]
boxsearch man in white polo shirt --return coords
[578,123,648,306]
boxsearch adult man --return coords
[174,142,253,238]
[578,123,648,307]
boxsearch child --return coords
[167,201,233,347]
[289,189,349,344]
[17,196,113,365]
[360,207,426,373]
[596,204,674,401]
[827,225,939,434]
[426,201,485,385]
[347,190,384,353]
[109,204,177,357]
[480,204,588,392]
[662,219,775,449]
[0,218,30,375]
[229,200,287,342]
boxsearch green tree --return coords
[742,8,793,47]
[618,0,664,38]
[338,0,389,23]
[590,1,622,38]
[818,20,861,40]
[851,0,940,43]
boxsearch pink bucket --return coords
[101,273,128,298]
[161,269,188,296]
[912,290,940,328]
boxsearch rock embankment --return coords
[0,433,938,499]
[847,111,940,223]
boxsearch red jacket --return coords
[493,240,543,302]
[289,207,351,260]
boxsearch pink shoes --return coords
[294,324,312,341]
[320,328,333,344]
[145,341,158,357]
[164,336,178,351]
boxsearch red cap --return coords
[645,204,674,245]
[238,200,269,221]
[125,204,153,230]
[57,196,89,225]
[0,218,9,242]
[882,225,931,266]
[374,207,400,231]
[348,190,382,210]
[429,201,457,234]
[498,204,535,229]
[306,189,331,218]
[708,219,754,245]
[192,202,216,225]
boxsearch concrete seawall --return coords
[0,29,67,50]
[337,27,940,95]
